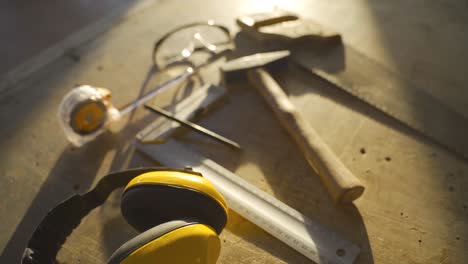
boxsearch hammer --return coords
[221,50,364,204]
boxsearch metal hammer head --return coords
[221,50,290,83]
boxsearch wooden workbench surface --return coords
[1,0,467,263]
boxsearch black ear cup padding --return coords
[106,219,196,264]
[121,185,227,234]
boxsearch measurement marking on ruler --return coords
[137,140,360,263]
[135,85,359,263]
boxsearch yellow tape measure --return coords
[58,85,119,146]
[70,99,107,135]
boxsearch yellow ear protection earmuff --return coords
[21,167,228,264]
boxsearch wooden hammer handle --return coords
[248,68,364,204]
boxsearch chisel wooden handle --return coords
[247,68,364,204]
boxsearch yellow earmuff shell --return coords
[121,224,220,264]
[121,169,228,234]
[125,170,228,213]
[107,169,229,264]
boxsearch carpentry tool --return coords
[144,104,241,150]
[22,168,228,264]
[58,54,226,146]
[136,83,227,143]
[237,9,468,161]
[136,91,360,263]
[221,51,364,204]
[58,85,119,146]
[58,21,232,147]
[236,9,340,44]
[137,140,361,264]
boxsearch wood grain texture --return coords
[248,68,364,204]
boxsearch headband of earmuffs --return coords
[21,167,227,264]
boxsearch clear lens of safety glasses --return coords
[152,22,232,70]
